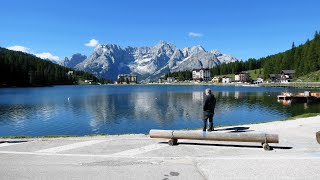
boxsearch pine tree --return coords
[0,47,107,87]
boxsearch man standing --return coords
[203,88,216,132]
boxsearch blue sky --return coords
[1,0,320,61]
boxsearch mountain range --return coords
[61,41,238,81]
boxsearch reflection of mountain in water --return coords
[61,91,320,132]
[63,90,320,133]
[2,86,320,136]
[84,95,113,131]
[84,92,205,129]
[82,90,290,131]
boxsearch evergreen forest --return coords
[0,47,109,87]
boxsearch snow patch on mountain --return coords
[65,41,238,81]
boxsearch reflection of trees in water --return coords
[216,91,281,114]
[0,102,60,126]
[0,105,27,124]
[0,101,74,136]
[214,91,320,119]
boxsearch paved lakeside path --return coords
[1,117,320,180]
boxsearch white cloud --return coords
[6,45,60,61]
[188,32,203,37]
[34,52,60,61]
[7,45,29,53]
[85,39,99,47]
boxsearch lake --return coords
[0,85,319,136]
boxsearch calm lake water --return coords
[0,85,319,136]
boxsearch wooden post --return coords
[149,129,279,143]
[317,131,320,144]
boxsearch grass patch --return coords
[281,113,320,121]
[219,68,264,81]
[0,134,108,139]
[247,68,264,80]
[0,135,33,139]
[38,135,79,138]
[224,73,235,80]
[295,70,320,82]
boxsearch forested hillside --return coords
[211,31,320,79]
[0,47,108,87]
[261,31,320,77]
[167,31,320,81]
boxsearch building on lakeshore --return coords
[280,70,295,83]
[167,77,175,83]
[269,74,281,83]
[67,71,74,76]
[84,80,94,84]
[67,71,74,81]
[212,76,222,83]
[269,70,295,83]
[235,71,250,83]
[158,78,164,84]
[117,74,137,84]
[222,76,232,83]
[192,68,211,81]
[256,76,264,84]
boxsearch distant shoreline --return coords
[1,82,319,89]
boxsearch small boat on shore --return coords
[277,91,320,104]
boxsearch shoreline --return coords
[1,114,320,179]
[1,113,319,140]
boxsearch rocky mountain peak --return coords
[60,53,87,68]
[156,40,173,47]
[210,50,222,56]
[190,45,206,54]
[95,44,121,52]
[67,41,238,81]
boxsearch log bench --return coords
[149,129,279,151]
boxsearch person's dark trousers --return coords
[203,111,214,131]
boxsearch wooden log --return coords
[149,129,279,143]
[317,131,320,144]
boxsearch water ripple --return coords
[0,85,318,136]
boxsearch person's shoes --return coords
[207,129,212,132]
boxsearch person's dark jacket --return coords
[203,94,216,113]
